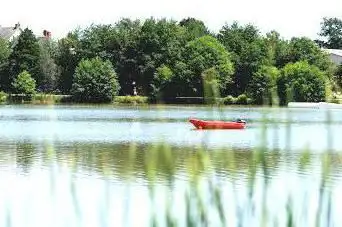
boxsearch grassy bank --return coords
[0,93,149,105]
[3,93,72,104]
[1,93,251,106]
[1,92,341,106]
[113,95,149,104]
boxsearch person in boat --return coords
[236,118,246,124]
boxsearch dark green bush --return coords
[247,66,280,105]
[277,61,326,105]
[71,57,120,103]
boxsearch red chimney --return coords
[43,30,51,39]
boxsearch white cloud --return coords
[1,0,342,39]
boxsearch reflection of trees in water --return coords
[47,142,342,183]
[1,140,342,184]
[15,141,36,173]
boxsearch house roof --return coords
[0,23,21,40]
[323,49,342,57]
[0,27,16,39]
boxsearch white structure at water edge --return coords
[288,102,342,109]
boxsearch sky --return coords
[1,0,342,40]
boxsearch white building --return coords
[0,23,22,42]
[323,49,342,65]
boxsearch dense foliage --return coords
[334,64,342,88]
[71,57,120,103]
[0,38,11,66]
[218,22,270,95]
[38,38,59,92]
[277,61,326,105]
[202,67,221,104]
[0,17,341,104]
[0,38,11,90]
[181,35,234,97]
[316,17,342,49]
[7,29,41,90]
[11,70,36,95]
[247,66,280,105]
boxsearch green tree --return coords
[263,31,289,68]
[110,19,141,95]
[136,18,187,96]
[284,37,333,72]
[333,64,342,89]
[317,17,342,49]
[77,24,114,60]
[169,61,193,97]
[55,31,81,93]
[12,70,36,95]
[8,28,41,88]
[180,35,234,97]
[218,22,270,95]
[0,38,11,90]
[202,67,220,104]
[38,38,59,92]
[72,19,142,95]
[0,38,11,65]
[247,65,280,105]
[152,64,174,101]
[71,57,120,103]
[179,17,209,40]
[277,61,327,105]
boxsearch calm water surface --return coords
[0,104,341,226]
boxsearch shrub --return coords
[11,70,36,95]
[223,95,236,105]
[114,96,148,104]
[0,91,7,103]
[277,61,326,105]
[329,92,342,104]
[71,57,120,103]
[152,65,174,101]
[32,93,70,104]
[235,94,251,105]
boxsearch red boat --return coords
[189,118,246,130]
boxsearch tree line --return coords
[1,17,342,104]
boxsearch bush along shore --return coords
[0,93,151,105]
[0,93,253,105]
[1,17,342,105]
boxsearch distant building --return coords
[323,49,342,65]
[38,30,52,40]
[0,22,22,42]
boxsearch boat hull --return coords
[189,118,246,130]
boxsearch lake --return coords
[0,104,341,226]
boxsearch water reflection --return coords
[1,105,342,152]
[0,140,341,186]
[0,143,341,226]
[16,141,36,173]
[1,105,342,226]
